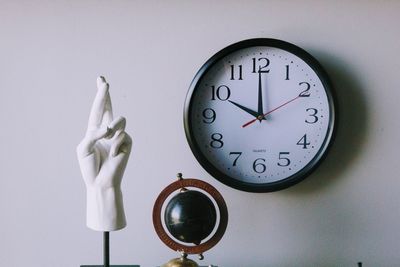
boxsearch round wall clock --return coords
[183,38,336,192]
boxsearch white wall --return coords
[0,1,399,266]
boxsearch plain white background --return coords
[0,1,399,266]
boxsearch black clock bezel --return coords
[183,38,337,193]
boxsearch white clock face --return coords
[185,40,335,192]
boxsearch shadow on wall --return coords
[288,49,370,194]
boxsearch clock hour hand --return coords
[228,100,263,119]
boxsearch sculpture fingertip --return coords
[96,76,109,91]
[111,147,119,157]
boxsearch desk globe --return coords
[153,174,228,267]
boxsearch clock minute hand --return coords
[257,71,264,121]
[228,100,261,118]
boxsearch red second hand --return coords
[242,95,301,128]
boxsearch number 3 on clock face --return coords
[184,38,337,192]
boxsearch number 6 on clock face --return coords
[184,38,337,192]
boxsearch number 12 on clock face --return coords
[184,38,336,192]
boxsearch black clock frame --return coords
[183,38,337,193]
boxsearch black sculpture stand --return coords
[81,232,138,267]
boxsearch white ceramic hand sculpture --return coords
[77,77,132,231]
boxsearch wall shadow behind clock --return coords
[286,50,370,194]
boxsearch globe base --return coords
[161,256,199,267]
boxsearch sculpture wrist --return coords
[86,186,126,231]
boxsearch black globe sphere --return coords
[164,190,217,245]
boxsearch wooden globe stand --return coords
[153,173,228,267]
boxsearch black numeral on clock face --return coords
[230,64,243,80]
[278,152,291,167]
[285,65,290,80]
[299,82,311,97]
[202,108,216,124]
[252,57,270,73]
[229,152,242,166]
[297,134,310,149]
[253,158,267,173]
[305,108,318,124]
[211,85,231,101]
[210,133,224,148]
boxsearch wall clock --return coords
[183,38,336,192]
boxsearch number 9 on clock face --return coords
[184,38,337,192]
